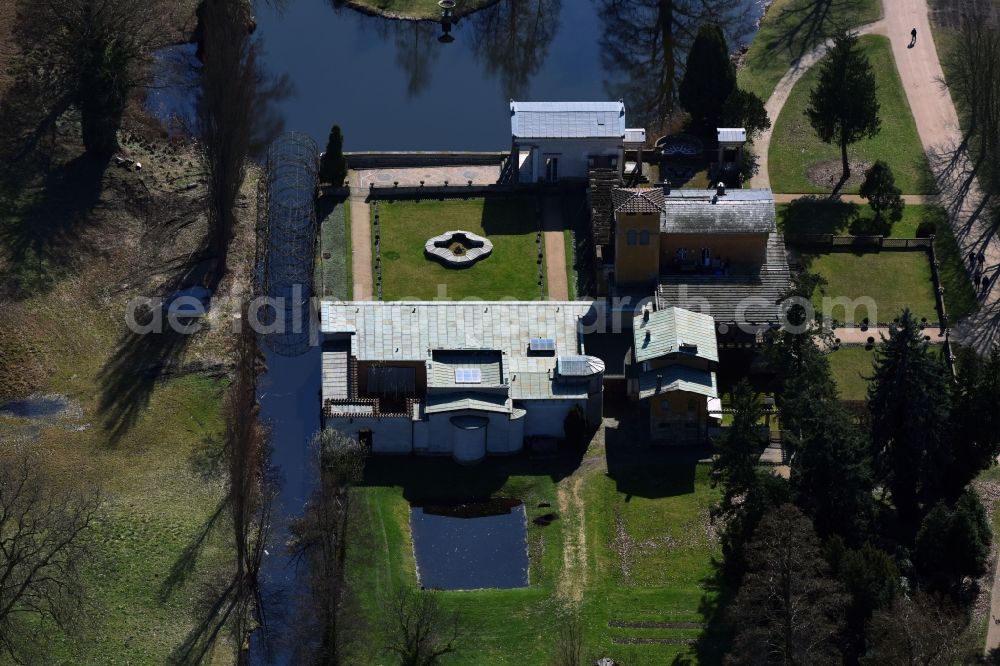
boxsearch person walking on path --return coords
[909,27,918,47]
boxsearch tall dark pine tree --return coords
[728,504,848,665]
[678,23,736,137]
[868,310,952,527]
[947,346,1000,496]
[806,32,881,195]
[319,125,348,186]
[712,380,790,582]
[791,408,874,544]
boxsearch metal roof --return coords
[633,306,719,364]
[613,187,665,214]
[717,128,747,143]
[637,367,718,400]
[661,189,776,234]
[557,355,605,377]
[510,101,626,139]
[624,128,647,144]
[321,301,592,362]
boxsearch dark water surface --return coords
[411,503,530,589]
[252,0,764,150]
[251,346,321,660]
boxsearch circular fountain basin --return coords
[424,230,493,267]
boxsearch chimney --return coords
[661,182,670,196]
[716,182,726,197]
[655,374,663,393]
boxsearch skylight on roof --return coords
[454,368,482,384]
[529,338,556,352]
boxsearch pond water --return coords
[410,501,529,590]
[152,0,765,151]
[0,394,81,422]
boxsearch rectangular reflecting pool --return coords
[410,501,529,590]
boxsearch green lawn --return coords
[826,346,876,400]
[806,251,939,324]
[779,202,979,321]
[778,200,932,237]
[0,294,233,664]
[738,0,883,100]
[375,197,544,301]
[345,0,497,19]
[316,195,351,300]
[344,432,725,665]
[768,35,933,195]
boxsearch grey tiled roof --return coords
[510,372,592,400]
[511,101,626,139]
[661,189,776,234]
[320,302,592,362]
[321,340,350,404]
[656,233,792,325]
[637,367,718,400]
[633,306,719,364]
[613,187,665,214]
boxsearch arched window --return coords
[639,230,650,245]
[626,230,637,246]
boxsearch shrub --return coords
[915,220,936,238]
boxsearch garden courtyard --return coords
[373,197,547,301]
[779,202,977,324]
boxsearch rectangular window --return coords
[454,368,482,384]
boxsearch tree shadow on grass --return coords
[96,248,223,446]
[777,196,859,235]
[159,498,229,602]
[481,192,541,237]
[672,560,734,665]
[0,153,109,297]
[760,0,874,67]
[169,577,241,666]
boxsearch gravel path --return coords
[349,171,374,300]
[543,195,569,300]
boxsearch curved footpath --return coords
[752,0,999,354]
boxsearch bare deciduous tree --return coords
[946,10,1000,208]
[5,0,162,158]
[225,302,272,659]
[287,428,367,665]
[197,0,256,275]
[0,450,100,661]
[382,588,460,666]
